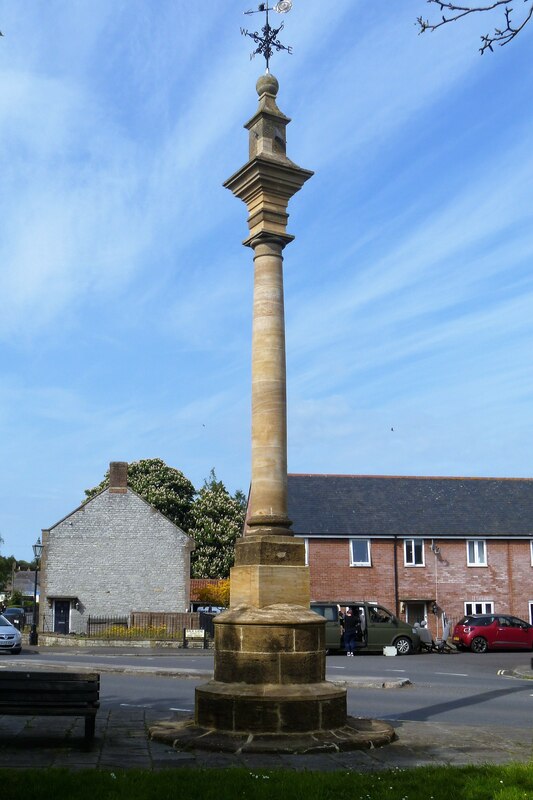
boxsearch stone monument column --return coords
[223,75,314,609]
[249,232,290,535]
[194,74,348,739]
[150,73,396,754]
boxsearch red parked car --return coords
[452,614,533,653]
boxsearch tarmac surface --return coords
[0,654,531,772]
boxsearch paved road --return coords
[4,646,531,729]
[0,646,532,771]
[96,670,532,729]
[5,644,528,675]
[4,644,530,679]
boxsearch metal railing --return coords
[38,610,218,641]
[86,612,205,641]
[83,612,215,640]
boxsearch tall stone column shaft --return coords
[150,69,396,753]
[249,235,289,529]
[223,72,313,607]
[193,73,347,739]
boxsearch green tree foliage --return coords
[0,556,13,591]
[84,460,246,579]
[0,550,34,592]
[8,589,23,606]
[189,470,246,579]
[84,458,196,532]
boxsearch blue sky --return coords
[1,1,532,561]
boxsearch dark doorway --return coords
[54,600,70,634]
[405,601,426,625]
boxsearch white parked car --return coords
[0,614,22,654]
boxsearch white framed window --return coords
[467,540,487,566]
[465,601,494,616]
[350,538,371,566]
[304,538,309,566]
[404,538,424,566]
[530,540,533,566]
[529,602,533,626]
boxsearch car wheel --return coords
[470,636,488,654]
[394,636,413,655]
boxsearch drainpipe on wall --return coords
[393,535,399,617]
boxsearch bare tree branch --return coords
[416,0,533,52]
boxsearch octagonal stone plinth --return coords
[214,604,324,686]
[196,680,346,734]
[193,604,346,734]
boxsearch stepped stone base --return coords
[200,604,342,733]
[149,715,397,754]
[196,680,346,733]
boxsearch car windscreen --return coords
[0,616,13,626]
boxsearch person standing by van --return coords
[343,607,362,656]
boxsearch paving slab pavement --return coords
[0,708,532,771]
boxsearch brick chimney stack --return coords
[109,461,128,494]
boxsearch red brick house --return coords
[287,474,533,636]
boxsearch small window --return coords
[530,541,533,566]
[368,605,394,624]
[508,616,529,629]
[465,601,494,616]
[404,538,424,566]
[311,605,337,622]
[304,538,309,566]
[467,540,487,566]
[350,539,371,566]
[461,615,492,626]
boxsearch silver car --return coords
[0,614,22,654]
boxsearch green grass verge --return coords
[2,764,533,800]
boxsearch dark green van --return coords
[310,601,420,655]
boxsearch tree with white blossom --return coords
[84,458,196,532]
[84,460,246,578]
[189,470,246,579]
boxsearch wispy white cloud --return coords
[0,0,532,557]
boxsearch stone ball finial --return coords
[256,73,279,97]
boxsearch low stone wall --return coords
[38,633,188,649]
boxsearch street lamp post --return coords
[29,536,43,646]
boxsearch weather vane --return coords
[241,1,293,73]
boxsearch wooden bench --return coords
[0,671,100,742]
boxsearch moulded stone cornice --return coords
[224,156,313,239]
[224,156,313,203]
[243,230,294,249]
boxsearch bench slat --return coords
[0,671,100,743]
[1,696,99,705]
[0,681,99,693]
[0,672,99,682]
[1,707,99,713]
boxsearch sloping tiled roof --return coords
[13,570,38,595]
[287,474,533,538]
